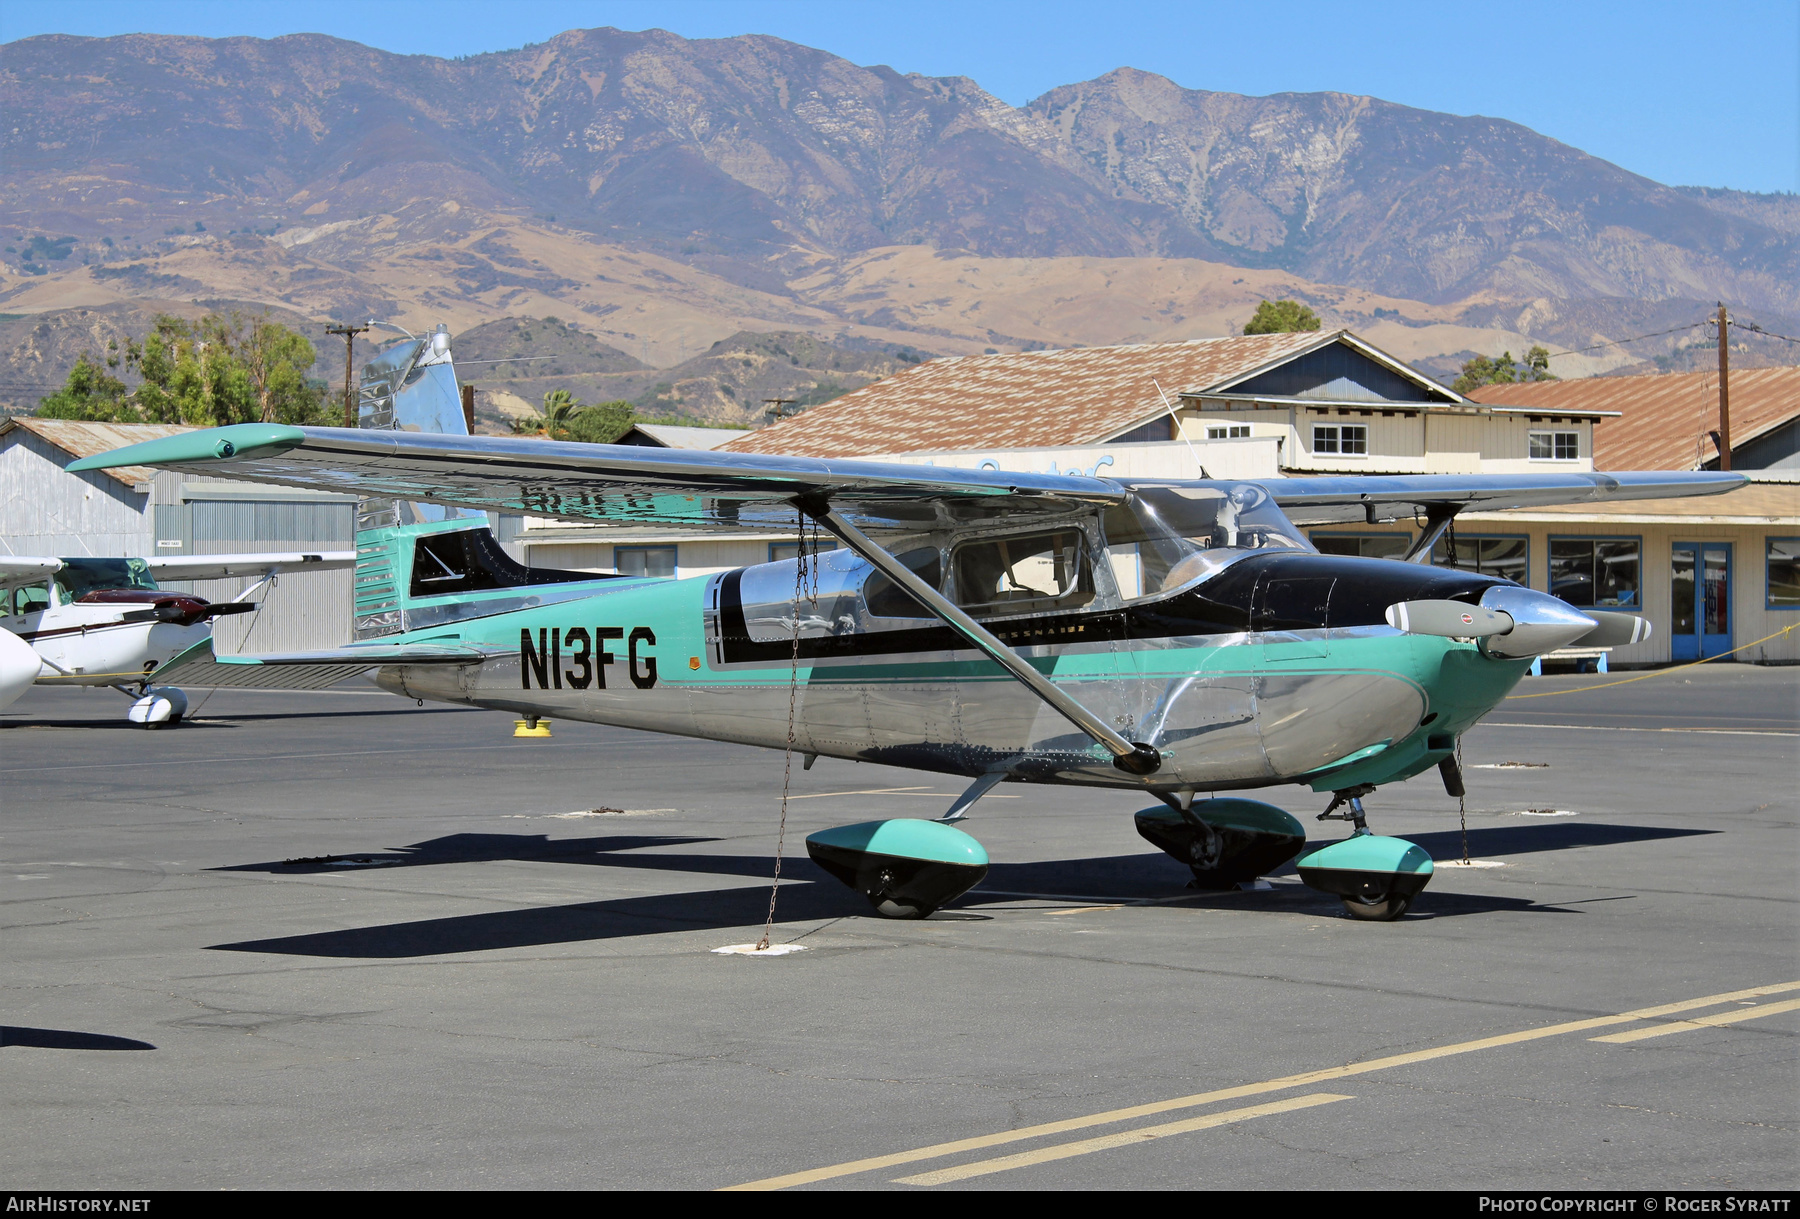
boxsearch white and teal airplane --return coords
[0,551,355,724]
[71,407,1729,921]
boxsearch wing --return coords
[67,423,1746,536]
[0,557,62,589]
[1252,471,1745,526]
[66,424,1123,533]
[146,551,357,583]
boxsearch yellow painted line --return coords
[782,787,932,800]
[1590,997,1800,1044]
[1483,722,1797,738]
[1047,905,1124,916]
[721,979,1800,1190]
[892,1093,1353,1187]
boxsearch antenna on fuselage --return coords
[1152,379,1208,479]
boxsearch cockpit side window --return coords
[951,530,1093,616]
[863,547,944,619]
[11,583,51,616]
[1104,484,1313,600]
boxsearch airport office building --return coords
[519,331,1799,667]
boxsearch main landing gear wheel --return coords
[1133,800,1306,890]
[126,686,188,728]
[1339,894,1412,922]
[805,819,989,919]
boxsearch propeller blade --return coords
[1573,610,1653,647]
[1385,600,1514,637]
[203,602,257,619]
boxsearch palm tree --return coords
[512,389,582,437]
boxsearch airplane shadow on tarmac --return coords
[1,1026,156,1050]
[207,822,1715,959]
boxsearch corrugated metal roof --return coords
[1471,367,1800,471]
[721,331,1341,457]
[1463,479,1798,522]
[627,424,746,450]
[0,418,195,487]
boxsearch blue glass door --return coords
[1670,543,1731,660]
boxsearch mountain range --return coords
[1,26,1794,421]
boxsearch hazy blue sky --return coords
[4,0,1795,193]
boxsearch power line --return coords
[1542,320,1709,358]
[1729,319,1800,345]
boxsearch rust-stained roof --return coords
[1471,366,1800,471]
[1463,479,1798,522]
[722,331,1342,457]
[0,418,195,487]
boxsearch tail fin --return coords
[354,324,477,638]
[349,326,599,639]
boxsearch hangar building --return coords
[0,418,353,653]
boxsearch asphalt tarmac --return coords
[3,664,1796,1190]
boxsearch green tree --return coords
[36,354,138,422]
[1243,300,1322,335]
[559,400,634,444]
[1451,345,1558,394]
[512,391,635,444]
[35,311,330,426]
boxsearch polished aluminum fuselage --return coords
[377,557,1521,795]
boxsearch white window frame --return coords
[1205,424,1250,440]
[1313,423,1367,456]
[1530,429,1581,461]
[614,545,678,578]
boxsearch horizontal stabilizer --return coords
[215,643,494,666]
[147,551,356,583]
[152,638,496,690]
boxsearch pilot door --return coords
[1670,542,1731,661]
[1253,573,1334,662]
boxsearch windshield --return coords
[55,557,159,602]
[1103,483,1312,599]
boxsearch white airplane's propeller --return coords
[0,627,38,711]
[1386,587,1645,659]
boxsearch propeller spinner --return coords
[1386,587,1650,658]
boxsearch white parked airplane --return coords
[0,551,354,724]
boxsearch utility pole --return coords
[325,322,371,428]
[1715,304,1731,471]
[763,397,797,423]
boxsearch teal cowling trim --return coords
[67,423,307,472]
[805,819,989,866]
[1296,835,1434,876]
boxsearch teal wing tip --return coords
[67,423,308,472]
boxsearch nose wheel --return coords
[1297,786,1433,921]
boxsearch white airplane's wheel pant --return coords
[0,627,37,710]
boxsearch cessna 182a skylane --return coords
[72,419,1726,920]
[0,550,354,724]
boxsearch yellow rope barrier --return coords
[1504,622,1798,698]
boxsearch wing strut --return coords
[800,497,1161,776]
[1402,504,1460,564]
